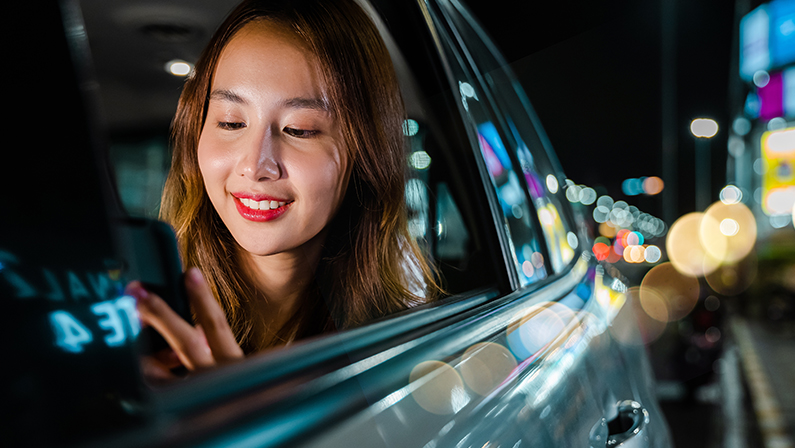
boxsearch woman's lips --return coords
[233,196,292,222]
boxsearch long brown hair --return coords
[161,0,441,352]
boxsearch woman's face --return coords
[198,21,350,258]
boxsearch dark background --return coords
[470,0,738,223]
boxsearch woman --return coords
[127,0,440,379]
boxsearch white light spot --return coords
[166,59,192,76]
[720,185,743,204]
[546,174,559,194]
[403,119,420,136]
[579,187,596,205]
[691,118,719,138]
[720,218,739,236]
[410,150,431,170]
[566,232,578,249]
[644,245,662,263]
[752,70,770,88]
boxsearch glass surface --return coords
[430,0,577,277]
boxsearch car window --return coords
[426,1,557,287]
[430,0,579,277]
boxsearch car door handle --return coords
[589,400,650,447]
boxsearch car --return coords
[2,0,673,447]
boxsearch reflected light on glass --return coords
[403,119,420,136]
[166,59,192,76]
[410,361,466,415]
[538,209,554,226]
[410,150,431,170]
[460,342,517,396]
[567,232,579,249]
[690,118,719,138]
[546,174,559,194]
[566,184,582,203]
[720,185,743,204]
[579,187,597,205]
[522,260,535,278]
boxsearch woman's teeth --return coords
[239,198,286,210]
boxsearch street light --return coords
[690,118,718,211]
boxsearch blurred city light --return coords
[753,69,771,87]
[720,185,743,204]
[165,59,192,76]
[643,176,665,195]
[733,117,752,136]
[410,150,431,170]
[403,119,420,136]
[546,174,559,194]
[691,118,719,138]
[667,212,722,277]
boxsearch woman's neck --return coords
[236,230,326,339]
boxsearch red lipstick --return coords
[232,193,292,222]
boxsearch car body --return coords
[2,0,673,447]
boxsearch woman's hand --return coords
[126,267,244,381]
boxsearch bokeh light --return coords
[166,59,192,76]
[410,361,466,415]
[644,245,662,263]
[609,287,667,346]
[546,174,559,194]
[460,342,517,396]
[643,176,664,195]
[690,118,719,138]
[705,252,758,296]
[640,262,700,322]
[507,301,577,361]
[701,201,757,264]
[666,212,722,277]
[719,185,743,204]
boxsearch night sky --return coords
[471,0,738,222]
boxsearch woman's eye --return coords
[283,127,318,138]
[217,121,246,130]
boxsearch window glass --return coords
[430,0,578,275]
[428,5,549,286]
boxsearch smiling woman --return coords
[131,0,442,377]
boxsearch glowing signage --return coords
[761,126,795,215]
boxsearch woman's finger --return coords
[127,281,215,370]
[140,355,178,385]
[184,268,244,363]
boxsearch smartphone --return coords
[113,217,191,354]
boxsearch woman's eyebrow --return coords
[209,89,247,104]
[281,97,329,112]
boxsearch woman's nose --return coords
[236,128,282,181]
